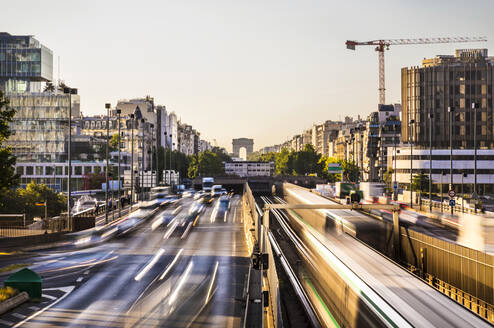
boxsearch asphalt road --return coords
[0,195,249,328]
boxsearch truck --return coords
[359,182,385,202]
[335,182,356,199]
[202,177,214,192]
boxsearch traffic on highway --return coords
[0,188,249,328]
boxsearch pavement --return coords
[0,195,250,328]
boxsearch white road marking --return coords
[169,261,194,305]
[83,270,89,275]
[76,277,83,282]
[134,248,165,281]
[42,294,57,300]
[160,248,184,280]
[0,319,14,325]
[28,306,40,311]
[13,286,76,328]
[181,222,193,239]
[205,261,219,304]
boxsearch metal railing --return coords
[422,272,494,323]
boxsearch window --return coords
[16,166,24,175]
[84,166,91,174]
[36,166,43,175]
[75,166,82,175]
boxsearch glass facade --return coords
[6,93,80,162]
[0,32,53,93]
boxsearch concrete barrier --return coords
[0,291,29,316]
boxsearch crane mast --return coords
[345,37,487,105]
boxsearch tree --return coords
[109,133,120,151]
[383,168,394,194]
[188,150,225,178]
[341,160,359,183]
[0,90,19,191]
[412,173,429,193]
[0,182,67,220]
[275,148,291,175]
[43,82,55,93]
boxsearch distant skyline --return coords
[3,0,494,151]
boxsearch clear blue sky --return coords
[4,0,493,150]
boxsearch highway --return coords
[0,195,249,328]
[266,186,492,328]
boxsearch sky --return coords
[4,0,494,151]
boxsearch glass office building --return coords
[0,32,53,93]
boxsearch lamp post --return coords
[117,109,121,218]
[429,112,433,212]
[409,119,415,208]
[440,171,445,212]
[130,114,135,211]
[150,123,155,188]
[462,173,467,213]
[141,119,145,202]
[105,103,110,225]
[164,132,167,185]
[448,106,454,215]
[472,102,479,213]
[63,86,77,229]
[393,123,397,200]
[169,134,172,186]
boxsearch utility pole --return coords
[117,109,121,218]
[105,103,110,224]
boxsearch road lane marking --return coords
[159,248,183,280]
[0,319,14,325]
[42,294,57,301]
[13,286,75,328]
[205,261,219,304]
[28,306,40,311]
[181,222,193,239]
[76,277,83,282]
[134,248,165,281]
[169,261,194,305]
[83,270,89,275]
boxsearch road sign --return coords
[328,163,343,174]
[393,185,398,190]
[449,199,456,207]
[448,190,456,198]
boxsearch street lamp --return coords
[472,102,479,213]
[429,112,433,212]
[63,86,77,229]
[440,170,445,212]
[150,123,155,188]
[393,122,398,200]
[116,109,121,218]
[448,106,454,215]
[164,132,167,185]
[130,114,135,211]
[105,103,111,224]
[141,119,145,202]
[462,173,467,213]
[409,119,415,208]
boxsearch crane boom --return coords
[345,36,488,104]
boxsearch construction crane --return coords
[345,37,487,105]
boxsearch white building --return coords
[225,161,274,177]
[389,147,494,194]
